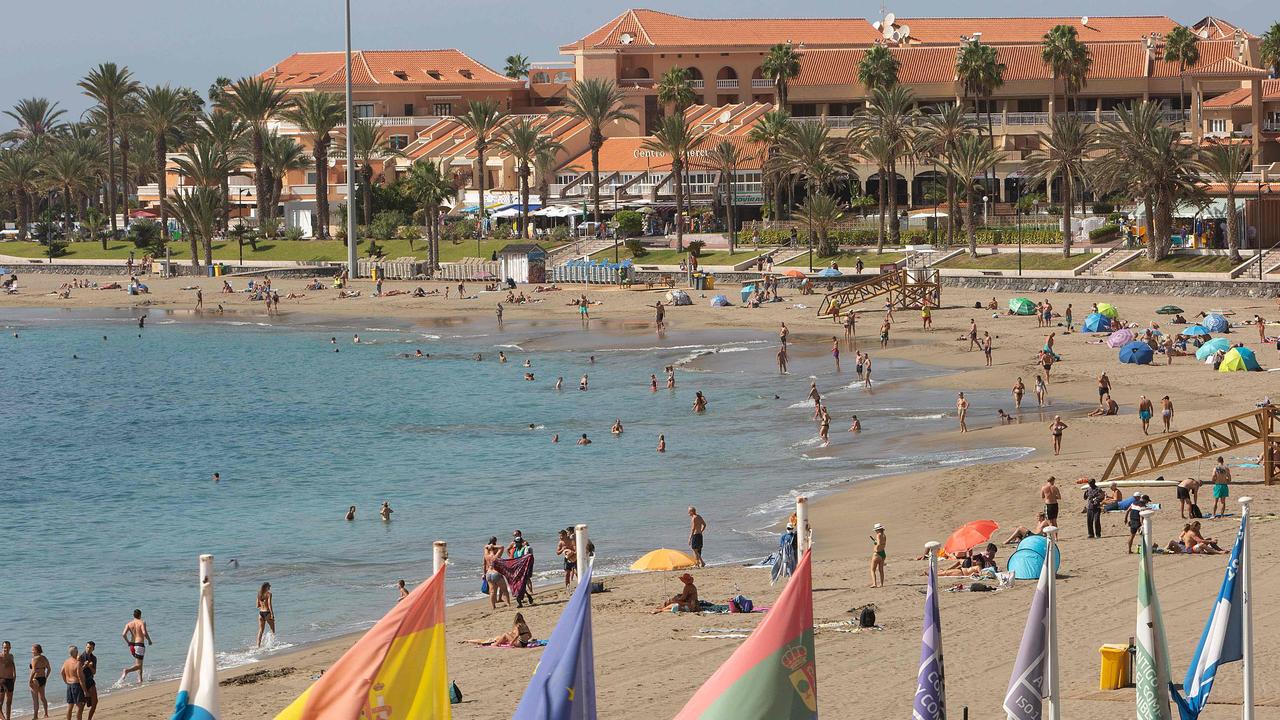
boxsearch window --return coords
[353,104,374,118]
[389,135,409,150]
[1209,119,1227,133]
[432,102,452,116]
[532,72,549,83]
[306,171,318,185]
[553,72,571,83]
[403,103,414,116]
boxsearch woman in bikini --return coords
[464,613,533,647]
[831,336,841,371]
[1035,374,1048,407]
[29,644,50,719]
[256,583,276,648]
[483,537,510,608]
[1161,396,1174,433]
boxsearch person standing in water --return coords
[956,392,970,433]
[692,391,708,413]
[118,610,151,685]
[0,641,13,720]
[255,583,276,648]
[656,434,666,453]
[688,507,707,568]
[379,502,393,521]
[1012,377,1025,409]
[397,580,410,601]
[862,355,873,389]
[344,505,356,521]
[831,336,841,372]
[869,524,886,588]
[29,643,50,719]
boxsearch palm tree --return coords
[172,135,238,245]
[857,44,900,92]
[917,104,979,245]
[2,98,67,145]
[79,63,139,239]
[43,144,90,231]
[956,38,1006,134]
[794,192,844,259]
[495,118,563,239]
[762,43,802,108]
[657,67,696,115]
[533,143,560,208]
[1093,101,1200,260]
[0,150,42,240]
[1163,26,1200,130]
[282,92,344,238]
[705,140,745,253]
[200,110,248,230]
[504,54,531,82]
[861,135,894,252]
[403,161,456,270]
[1023,115,1094,256]
[772,120,854,251]
[746,109,794,223]
[1261,22,1280,76]
[456,99,507,237]
[556,79,637,226]
[339,119,398,226]
[218,76,287,224]
[944,135,1002,256]
[854,85,917,247]
[261,132,309,223]
[207,77,232,104]
[643,113,707,252]
[138,85,196,238]
[1041,25,1092,115]
[1197,142,1251,262]
[165,186,223,267]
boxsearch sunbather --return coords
[1004,512,1050,544]
[461,613,533,647]
[652,573,699,613]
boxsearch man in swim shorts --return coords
[688,507,707,568]
[61,647,84,720]
[0,640,13,720]
[118,610,151,685]
[1041,476,1061,522]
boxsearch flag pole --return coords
[433,541,447,576]
[575,524,590,586]
[924,540,940,657]
[795,497,810,553]
[1239,496,1254,720]
[1043,525,1060,720]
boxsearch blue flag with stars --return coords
[513,559,596,720]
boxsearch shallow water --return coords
[0,307,1035,706]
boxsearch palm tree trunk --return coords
[673,160,685,252]
[252,129,266,226]
[314,137,329,238]
[945,176,956,245]
[106,113,117,243]
[189,226,200,268]
[203,235,213,268]
[62,184,71,231]
[876,168,886,253]
[477,142,487,237]
[221,179,230,233]
[1062,174,1072,257]
[1226,188,1240,262]
[520,162,530,240]
[967,185,978,257]
[121,133,132,228]
[157,135,170,239]
[361,165,373,225]
[887,160,900,245]
[590,141,602,227]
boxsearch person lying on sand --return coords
[653,574,699,613]
[461,613,533,647]
[1004,512,1051,544]
[1087,394,1119,417]
[338,290,361,299]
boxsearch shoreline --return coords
[7,274,1280,718]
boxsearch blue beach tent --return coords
[1007,535,1062,580]
[817,267,843,277]
[710,294,732,307]
[1119,341,1154,365]
[1082,312,1111,333]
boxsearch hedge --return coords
[1088,224,1120,241]
[744,227,1066,246]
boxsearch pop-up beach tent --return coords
[1155,305,1184,315]
[1009,297,1035,316]
[1119,341,1154,365]
[740,284,756,303]
[666,289,692,306]
[1083,312,1111,333]
[1219,346,1260,372]
[710,294,732,307]
[1194,337,1232,361]
[1007,535,1062,580]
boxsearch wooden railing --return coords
[1100,405,1280,484]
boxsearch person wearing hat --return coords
[869,524,887,588]
[652,573,699,613]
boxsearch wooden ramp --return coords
[817,268,941,319]
[1100,405,1280,484]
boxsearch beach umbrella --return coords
[783,269,807,278]
[1155,305,1184,315]
[1082,312,1111,333]
[740,284,756,303]
[630,548,697,572]
[941,519,1000,557]
[1119,340,1154,365]
[1008,297,1035,316]
[1096,302,1118,319]
[710,294,732,307]
[1203,313,1230,333]
[1194,337,1231,361]
[1182,325,1211,337]
[817,267,843,277]
[1007,536,1062,580]
[1219,346,1260,372]
[1105,329,1135,348]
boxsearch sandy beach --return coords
[6,271,1280,719]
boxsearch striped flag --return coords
[171,555,219,720]
[512,561,596,720]
[275,567,450,720]
[1172,515,1246,720]
[674,549,816,720]
[912,556,946,720]
[1136,535,1173,720]
[1003,549,1051,720]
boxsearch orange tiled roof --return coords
[1150,39,1235,77]
[1187,56,1269,77]
[1203,79,1280,108]
[895,16,1177,45]
[794,47,960,87]
[1190,16,1255,41]
[263,50,518,88]
[562,9,883,50]
[561,104,768,173]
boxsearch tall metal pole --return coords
[1044,525,1061,720]
[344,0,357,279]
[1240,496,1255,720]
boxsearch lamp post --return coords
[982,194,990,227]
[1258,181,1265,281]
[344,0,358,279]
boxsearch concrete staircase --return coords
[547,237,617,266]
[1085,248,1143,275]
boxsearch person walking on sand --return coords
[29,644,50,719]
[254,583,277,648]
[0,641,13,720]
[869,524,887,588]
[1211,457,1231,518]
[1038,349,1054,380]
[61,647,85,720]
[1050,416,1068,455]
[967,319,979,351]
[688,507,707,568]
[654,301,665,332]
[1083,478,1104,539]
[831,336,841,372]
[920,304,932,330]
[1161,396,1174,433]
[495,302,503,326]
[956,392,970,433]
[1035,375,1048,407]
[1255,314,1267,343]
[195,288,203,311]
[1064,303,1073,333]
[1041,476,1062,524]
[78,642,97,720]
[1097,371,1111,402]
[556,529,578,586]
[1138,395,1154,435]
[118,610,151,685]
[1012,377,1025,410]
[879,318,890,349]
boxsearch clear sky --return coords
[2,0,1276,123]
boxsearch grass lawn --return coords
[0,239,563,264]
[780,250,907,268]
[939,251,1094,271]
[1121,255,1237,273]
[601,247,734,265]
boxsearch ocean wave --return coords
[363,327,404,333]
[895,413,946,420]
[215,637,296,669]
[420,334,441,340]
[495,343,524,350]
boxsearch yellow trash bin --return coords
[371,267,379,283]
[705,275,715,290]
[213,265,222,277]
[1099,644,1131,690]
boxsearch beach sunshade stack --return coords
[1006,535,1062,580]
[630,548,697,572]
[170,555,219,720]
[1105,329,1135,348]
[1219,347,1260,372]
[1009,297,1035,316]
[1096,302,1118,319]
[1194,337,1232,361]
[1119,341,1154,365]
[1082,313,1111,333]
[1155,305,1184,315]
[1203,313,1230,333]
[941,520,1000,557]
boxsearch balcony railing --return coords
[619,77,655,88]
[751,79,773,89]
[689,80,704,89]
[715,79,739,89]
[1006,112,1049,126]
[1261,120,1280,132]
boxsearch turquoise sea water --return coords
[0,307,1034,709]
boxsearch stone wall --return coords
[941,275,1279,299]
[6,263,337,279]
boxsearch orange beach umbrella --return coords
[941,520,1000,557]
[783,269,807,278]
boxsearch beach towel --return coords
[492,554,535,601]
[770,531,798,585]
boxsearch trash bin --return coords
[691,273,706,290]
[213,264,223,277]
[207,265,216,277]
[1098,644,1131,690]
[704,275,715,290]
[371,267,379,283]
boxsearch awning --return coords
[532,205,581,217]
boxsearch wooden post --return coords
[795,497,810,553]
[432,541,447,576]
[575,524,590,584]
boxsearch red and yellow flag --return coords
[275,568,450,720]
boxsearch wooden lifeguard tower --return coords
[816,268,941,319]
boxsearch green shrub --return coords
[370,210,408,240]
[367,239,384,258]
[1089,224,1120,241]
[624,238,648,257]
[396,226,421,241]
[549,225,570,243]
[1091,202,1114,215]
[686,240,706,257]
[283,225,306,242]
[613,210,643,238]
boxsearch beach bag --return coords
[449,681,462,704]
[730,594,753,613]
[858,605,876,628]
[481,577,489,594]
[1190,503,1204,519]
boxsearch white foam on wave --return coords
[420,334,441,340]
[215,635,296,669]
[895,413,946,420]
[788,399,816,409]
[364,327,403,333]
[495,343,524,350]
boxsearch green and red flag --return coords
[674,549,816,720]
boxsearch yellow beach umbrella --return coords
[630,548,697,572]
